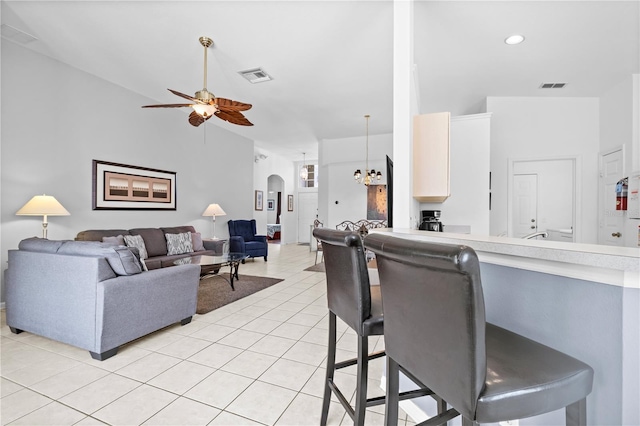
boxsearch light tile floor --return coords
[1,243,414,426]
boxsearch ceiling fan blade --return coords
[168,89,204,104]
[216,98,252,112]
[141,103,194,108]
[215,110,253,126]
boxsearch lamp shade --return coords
[16,195,70,216]
[202,203,227,217]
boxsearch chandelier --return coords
[353,114,381,186]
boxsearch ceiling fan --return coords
[142,37,253,127]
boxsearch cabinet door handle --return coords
[611,232,622,238]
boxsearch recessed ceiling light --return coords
[504,34,525,45]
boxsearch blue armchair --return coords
[228,219,268,262]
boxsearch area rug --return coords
[196,273,283,314]
[304,262,325,273]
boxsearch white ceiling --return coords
[2,1,639,162]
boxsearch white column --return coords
[393,0,420,229]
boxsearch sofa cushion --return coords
[123,234,149,260]
[102,235,126,246]
[129,228,167,257]
[191,232,205,251]
[161,226,196,235]
[56,241,143,276]
[18,237,66,253]
[75,229,131,241]
[165,232,194,255]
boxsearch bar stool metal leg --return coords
[385,356,400,426]
[321,312,338,426]
[566,398,587,426]
[354,335,369,425]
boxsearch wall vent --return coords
[238,68,273,84]
[1,24,38,44]
[539,82,567,89]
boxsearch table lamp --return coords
[202,203,227,239]
[16,194,70,238]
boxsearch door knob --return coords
[531,226,536,229]
[611,232,622,238]
[531,219,536,222]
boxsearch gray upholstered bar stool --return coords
[365,233,594,426]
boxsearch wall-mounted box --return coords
[413,112,451,202]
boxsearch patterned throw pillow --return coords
[165,232,194,255]
[123,234,149,260]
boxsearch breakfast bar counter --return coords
[370,229,640,426]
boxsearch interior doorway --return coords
[267,175,284,242]
[598,147,625,246]
[508,157,577,240]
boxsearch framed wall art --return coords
[92,160,176,210]
[267,199,275,211]
[287,194,294,211]
[255,190,264,211]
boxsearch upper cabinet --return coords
[413,112,451,202]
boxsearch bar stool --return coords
[313,228,385,426]
[365,233,594,426]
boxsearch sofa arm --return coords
[254,235,268,244]
[229,236,246,253]
[97,264,200,353]
[203,239,225,255]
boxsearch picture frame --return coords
[287,194,294,211]
[255,190,264,211]
[267,199,275,211]
[92,160,176,210]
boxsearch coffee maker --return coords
[419,210,444,232]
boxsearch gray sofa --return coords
[6,237,201,360]
[76,226,224,270]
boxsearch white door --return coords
[297,192,318,244]
[599,149,624,246]
[512,174,538,238]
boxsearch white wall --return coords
[486,97,600,243]
[319,133,392,228]
[1,41,255,301]
[252,151,296,244]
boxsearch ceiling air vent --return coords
[1,24,38,44]
[539,82,567,89]
[238,68,273,84]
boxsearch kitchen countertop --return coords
[370,229,640,288]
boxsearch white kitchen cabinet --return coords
[413,112,450,202]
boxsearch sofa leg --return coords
[264,256,268,261]
[181,316,192,326]
[9,327,23,334]
[90,347,118,361]
[241,259,246,264]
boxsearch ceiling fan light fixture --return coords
[191,104,218,118]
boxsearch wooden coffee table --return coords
[175,253,250,290]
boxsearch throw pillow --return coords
[165,232,194,255]
[191,232,205,251]
[124,234,149,259]
[102,235,126,246]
